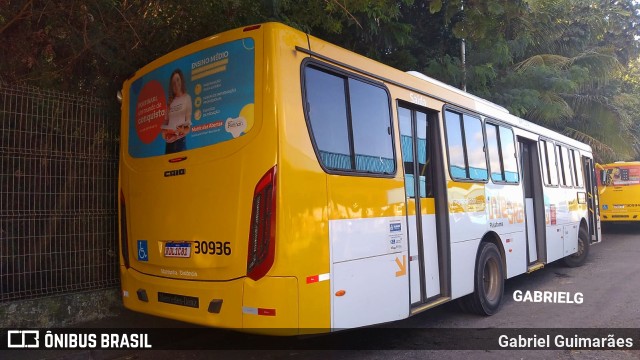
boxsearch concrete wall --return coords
[0,288,121,328]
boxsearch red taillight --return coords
[119,190,130,268]
[247,166,277,281]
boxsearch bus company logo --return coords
[7,330,40,348]
[390,222,402,232]
[164,168,186,177]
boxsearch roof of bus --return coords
[406,71,510,114]
[597,161,640,167]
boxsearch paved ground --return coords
[3,223,640,359]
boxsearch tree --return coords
[498,0,640,162]
[415,0,640,161]
[2,0,639,160]
[0,1,268,98]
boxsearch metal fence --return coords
[0,83,120,302]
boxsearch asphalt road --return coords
[5,223,640,359]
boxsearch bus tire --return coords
[463,242,504,316]
[563,227,590,267]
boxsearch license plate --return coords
[164,242,191,258]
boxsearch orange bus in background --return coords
[597,161,640,222]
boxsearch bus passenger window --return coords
[445,110,487,181]
[571,149,584,188]
[399,106,433,198]
[486,123,519,184]
[559,145,573,187]
[349,78,394,174]
[486,124,503,182]
[540,140,550,184]
[399,107,416,198]
[445,111,467,179]
[415,111,432,197]
[304,67,351,170]
[546,141,559,185]
[464,114,488,181]
[499,127,519,183]
[303,65,395,175]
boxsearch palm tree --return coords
[488,0,640,162]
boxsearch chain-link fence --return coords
[0,83,120,302]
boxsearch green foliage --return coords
[429,0,443,14]
[1,0,639,160]
[0,0,413,97]
[458,0,640,161]
[0,0,265,97]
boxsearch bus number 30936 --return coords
[194,241,232,255]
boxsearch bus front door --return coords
[398,105,442,305]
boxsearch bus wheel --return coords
[563,227,590,267]
[463,242,504,316]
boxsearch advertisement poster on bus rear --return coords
[128,38,255,158]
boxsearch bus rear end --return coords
[118,24,297,332]
[597,162,640,222]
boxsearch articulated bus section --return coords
[119,22,600,335]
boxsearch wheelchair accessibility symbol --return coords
[137,240,149,262]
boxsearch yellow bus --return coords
[118,22,601,334]
[597,161,640,222]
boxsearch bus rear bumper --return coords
[120,267,299,334]
[601,212,640,222]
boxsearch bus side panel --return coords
[544,185,585,262]
[450,239,480,300]
[500,232,527,278]
[327,176,409,328]
[543,187,563,263]
[563,223,579,256]
[447,182,487,242]
[270,24,332,330]
[560,187,576,256]
[331,249,409,329]
[447,181,484,299]
[485,183,527,278]
[242,277,299,332]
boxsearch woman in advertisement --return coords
[162,69,192,154]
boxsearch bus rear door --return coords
[398,104,445,307]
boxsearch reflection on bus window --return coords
[486,123,519,184]
[445,110,487,181]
